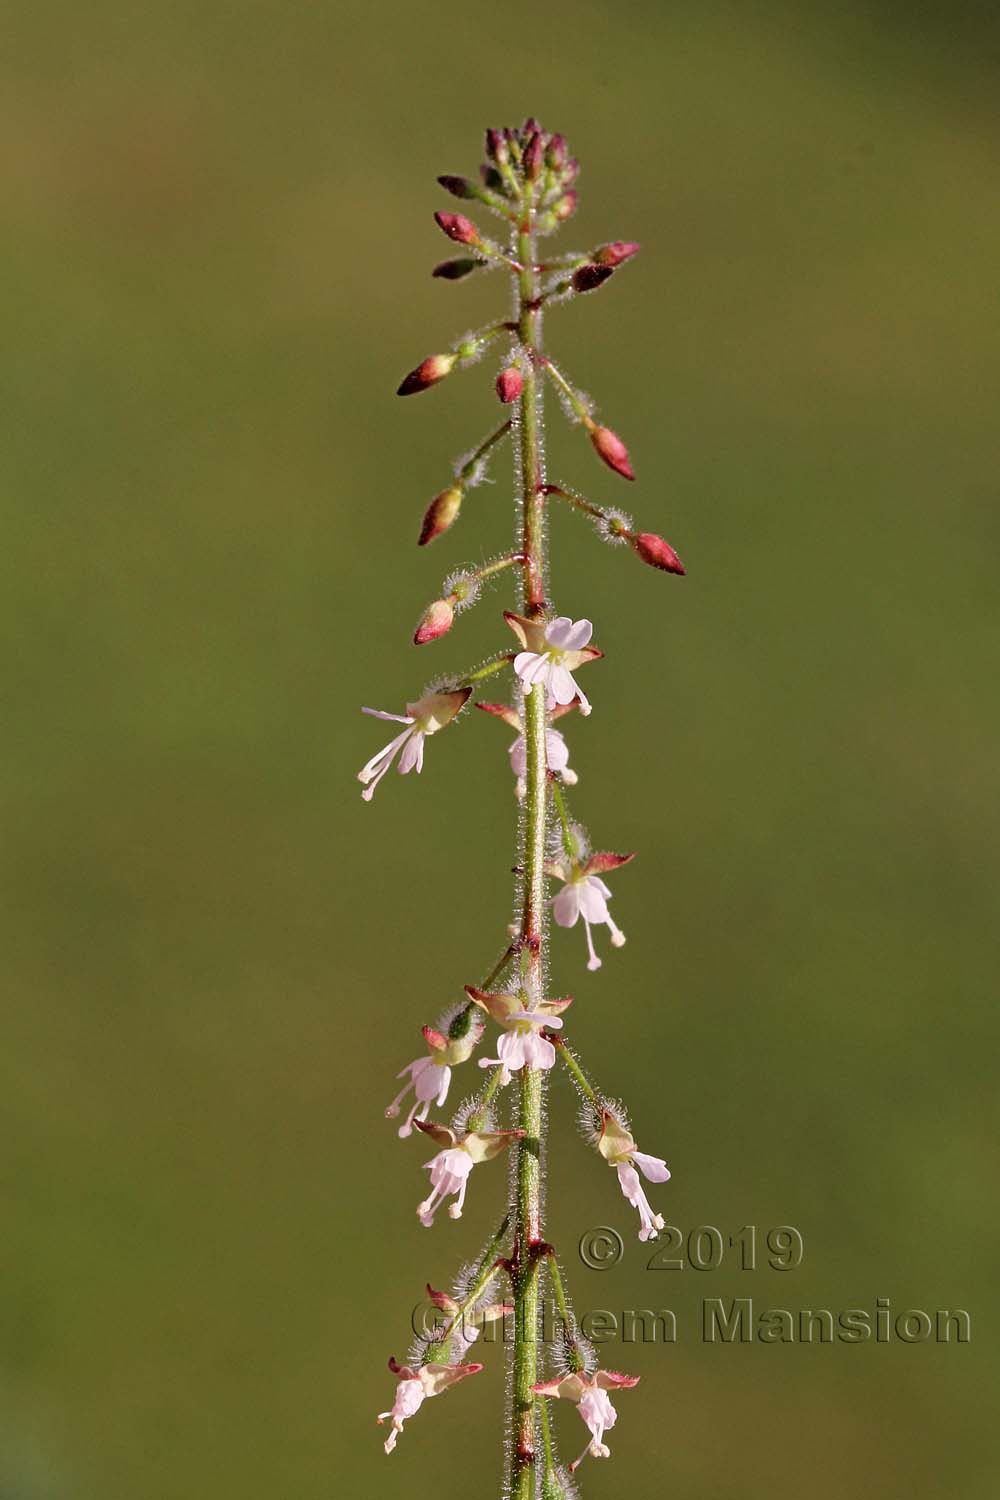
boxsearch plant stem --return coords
[552,1035,599,1105]
[510,206,547,1500]
[459,419,512,483]
[550,779,580,863]
[458,653,516,688]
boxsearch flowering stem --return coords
[549,779,581,863]
[459,419,512,482]
[542,482,603,521]
[551,1034,600,1105]
[457,653,516,688]
[434,1257,505,1356]
[466,1057,506,1133]
[480,942,517,994]
[543,1251,584,1370]
[469,553,525,584]
[538,1393,558,1492]
[510,208,547,1500]
[541,357,591,423]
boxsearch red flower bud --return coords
[434,211,479,246]
[437,174,475,200]
[496,366,524,404]
[572,264,614,294]
[485,127,508,165]
[522,116,541,137]
[589,424,635,481]
[431,257,484,281]
[522,132,543,181]
[397,353,456,397]
[414,597,454,645]
[546,133,567,170]
[553,190,577,222]
[594,241,641,267]
[630,532,685,574]
[418,484,463,545]
[480,164,504,192]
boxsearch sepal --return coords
[582,851,636,876]
[630,531,685,574]
[398,354,457,396]
[593,241,641,267]
[597,1109,638,1163]
[419,484,463,545]
[588,424,635,481]
[414,598,455,645]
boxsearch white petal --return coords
[397,731,420,775]
[576,878,611,924]
[358,727,412,784]
[524,1032,557,1069]
[544,729,570,772]
[507,1009,563,1030]
[632,1151,671,1183]
[552,617,593,651]
[362,706,415,725]
[547,664,579,707]
[553,883,581,928]
[544,616,576,648]
[515,651,551,690]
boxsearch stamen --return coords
[583,920,602,971]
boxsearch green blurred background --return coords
[2,1,998,1495]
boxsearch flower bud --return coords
[553,190,578,222]
[630,531,685,574]
[496,366,524,404]
[572,264,614,295]
[522,116,541,137]
[485,127,508,165]
[546,133,567,170]
[434,211,479,246]
[432,257,484,281]
[589,424,635,481]
[594,240,641,267]
[397,354,456,397]
[522,132,543,181]
[479,164,504,192]
[437,174,475,200]
[414,597,455,646]
[418,484,463,545]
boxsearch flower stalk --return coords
[363,119,687,1495]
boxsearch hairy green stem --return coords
[459,419,512,482]
[553,1035,599,1105]
[458,653,516,688]
[510,206,547,1500]
[550,779,580,863]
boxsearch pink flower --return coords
[466,986,573,1087]
[548,851,635,971]
[386,1020,484,1137]
[597,1110,671,1241]
[378,1356,482,1453]
[505,612,602,716]
[413,1120,522,1226]
[531,1368,639,1471]
[358,687,470,801]
[475,700,579,797]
